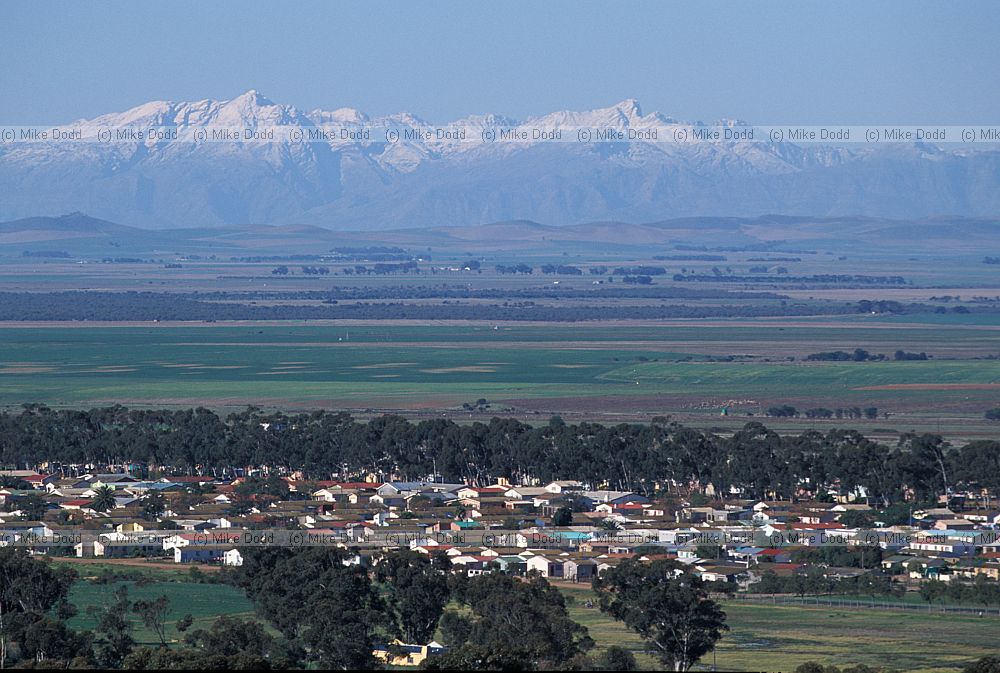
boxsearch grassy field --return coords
[66,578,255,646]
[714,603,999,673]
[559,584,1000,672]
[51,558,212,579]
[0,321,997,432]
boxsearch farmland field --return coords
[66,579,255,646]
[713,603,1000,673]
[0,318,997,435]
[559,584,1000,672]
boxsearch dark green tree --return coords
[752,570,785,595]
[19,616,92,666]
[594,559,727,672]
[375,550,451,643]
[122,646,271,670]
[422,643,530,670]
[0,476,30,490]
[434,574,592,668]
[141,491,167,521]
[232,548,389,669]
[594,645,638,671]
[552,507,573,526]
[964,656,1000,673]
[14,493,49,521]
[838,510,875,528]
[795,664,842,673]
[92,584,135,667]
[90,485,117,513]
[175,613,194,633]
[133,594,170,647]
[0,549,78,666]
[184,615,274,658]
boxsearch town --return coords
[2,427,1000,669]
[3,2,998,669]
[2,467,995,590]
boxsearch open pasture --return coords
[559,584,1000,672]
[0,320,996,434]
[66,579,255,646]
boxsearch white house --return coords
[526,555,563,577]
[544,481,584,494]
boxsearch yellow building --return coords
[372,640,447,667]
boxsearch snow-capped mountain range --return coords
[1,90,998,229]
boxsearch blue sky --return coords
[2,0,998,124]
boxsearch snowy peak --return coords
[614,98,643,119]
[212,89,304,126]
[528,98,674,129]
[221,89,275,119]
[3,92,997,230]
[76,94,679,131]
[308,107,370,125]
[89,90,308,128]
[89,99,177,127]
[232,88,270,105]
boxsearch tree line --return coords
[765,405,879,420]
[805,349,929,362]
[0,291,892,322]
[674,273,908,285]
[2,406,998,506]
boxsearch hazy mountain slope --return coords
[2,213,996,258]
[1,92,999,228]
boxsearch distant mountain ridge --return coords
[1,91,999,228]
[2,212,996,258]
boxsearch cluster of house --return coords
[2,469,1000,588]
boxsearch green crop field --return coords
[0,320,997,433]
[66,579,255,646]
[714,603,999,673]
[611,359,1000,398]
[559,585,1000,672]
